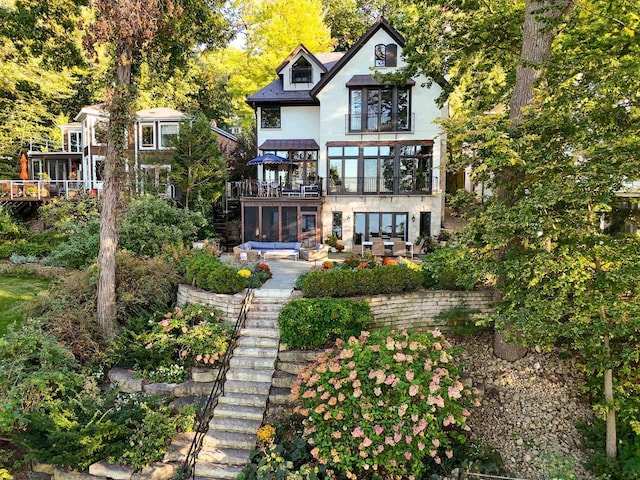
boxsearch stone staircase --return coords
[193,291,287,479]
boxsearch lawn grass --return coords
[0,274,51,337]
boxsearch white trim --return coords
[139,122,156,150]
[159,122,179,149]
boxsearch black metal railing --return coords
[327,175,432,195]
[346,113,414,133]
[226,179,323,199]
[176,270,260,480]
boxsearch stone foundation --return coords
[177,284,246,321]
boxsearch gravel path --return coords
[457,332,594,479]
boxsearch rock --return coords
[88,461,133,480]
[108,368,143,393]
[132,463,176,480]
[144,382,178,396]
[191,367,220,383]
[53,469,105,480]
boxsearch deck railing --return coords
[226,179,323,199]
[0,180,98,200]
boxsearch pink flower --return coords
[432,438,440,448]
[418,442,425,451]
[429,450,437,457]
[394,433,402,443]
[385,436,395,446]
[406,370,415,381]
[404,451,412,460]
[463,408,471,417]
[374,425,384,435]
[362,437,372,447]
[446,450,454,458]
[351,427,364,437]
[435,456,441,464]
[398,403,408,416]
[405,435,412,444]
[409,384,419,397]
[427,394,445,408]
[448,385,462,399]
[390,459,397,467]
[413,418,427,435]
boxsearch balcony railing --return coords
[346,113,415,134]
[226,179,323,199]
[0,180,99,200]
[328,175,432,195]
[29,137,64,153]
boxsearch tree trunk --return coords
[493,0,570,361]
[602,312,617,458]
[96,61,133,338]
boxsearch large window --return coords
[327,144,432,195]
[159,123,178,148]
[261,107,281,129]
[68,131,82,152]
[292,57,312,83]
[354,212,408,244]
[349,86,409,132]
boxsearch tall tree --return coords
[170,113,226,209]
[86,0,228,337]
[321,0,386,50]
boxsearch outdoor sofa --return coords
[233,241,302,261]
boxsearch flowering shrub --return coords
[257,263,270,272]
[322,260,335,270]
[112,303,231,375]
[238,268,252,278]
[291,329,477,479]
[382,257,397,266]
[186,251,250,293]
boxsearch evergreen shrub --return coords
[421,246,480,291]
[300,264,423,298]
[185,252,250,294]
[278,298,372,349]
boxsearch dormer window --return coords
[291,57,312,83]
[374,44,397,67]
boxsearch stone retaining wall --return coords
[361,290,495,330]
[177,284,246,321]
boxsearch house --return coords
[1,106,237,201]
[236,18,447,251]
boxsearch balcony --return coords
[327,175,432,195]
[0,180,97,201]
[226,179,323,199]
[346,113,415,134]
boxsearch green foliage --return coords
[421,246,480,291]
[300,264,423,298]
[579,420,640,479]
[119,195,207,257]
[0,320,83,434]
[170,113,226,210]
[47,219,100,268]
[22,389,194,470]
[278,298,373,350]
[435,306,489,337]
[185,251,250,294]
[112,303,231,374]
[0,206,22,238]
[39,196,100,233]
[324,233,339,248]
[292,329,477,478]
[0,274,51,336]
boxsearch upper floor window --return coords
[291,57,312,83]
[68,131,82,152]
[92,120,108,145]
[159,123,178,148]
[349,86,410,132]
[140,123,155,149]
[374,44,397,67]
[261,107,281,129]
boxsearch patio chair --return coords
[392,238,407,257]
[371,238,385,256]
[413,238,426,258]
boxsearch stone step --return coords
[213,404,264,422]
[276,361,306,376]
[240,327,280,339]
[197,447,251,466]
[245,318,279,328]
[233,346,278,359]
[204,430,256,450]
[271,372,297,389]
[224,380,272,395]
[210,417,262,434]
[230,356,276,370]
[249,303,283,312]
[194,463,244,480]
[227,368,273,383]
[237,337,279,349]
[219,392,269,408]
[269,387,294,405]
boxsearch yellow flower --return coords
[237,269,252,278]
[257,424,276,444]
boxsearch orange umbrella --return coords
[19,153,28,180]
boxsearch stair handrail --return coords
[176,267,260,480]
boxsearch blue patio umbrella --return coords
[247,153,292,165]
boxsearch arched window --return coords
[374,43,397,67]
[292,57,312,83]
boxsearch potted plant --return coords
[335,242,345,253]
[325,233,339,252]
[25,186,38,197]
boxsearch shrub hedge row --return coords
[185,252,250,294]
[278,298,373,349]
[300,264,423,298]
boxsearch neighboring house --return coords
[238,18,447,251]
[1,107,237,202]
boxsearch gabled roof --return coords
[246,83,318,107]
[275,44,328,75]
[310,17,405,97]
[136,108,187,122]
